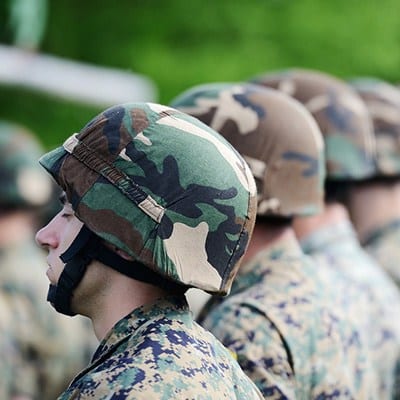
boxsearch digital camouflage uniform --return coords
[0,122,96,399]
[38,102,262,399]
[351,78,400,288]
[58,296,262,399]
[171,83,377,398]
[0,290,22,398]
[363,220,400,286]
[300,221,400,398]
[252,69,400,399]
[208,237,380,399]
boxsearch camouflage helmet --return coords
[171,82,325,217]
[250,68,376,181]
[0,121,52,209]
[350,78,400,177]
[39,102,257,295]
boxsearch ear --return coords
[102,240,135,261]
[114,247,135,261]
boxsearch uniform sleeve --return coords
[0,292,39,399]
[0,329,17,398]
[201,301,296,399]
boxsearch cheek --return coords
[72,261,110,311]
[82,262,109,292]
[52,228,83,282]
[58,219,84,254]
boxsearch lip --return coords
[45,265,54,283]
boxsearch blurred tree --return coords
[1,0,48,50]
[9,0,48,50]
[1,0,400,146]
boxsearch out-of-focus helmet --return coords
[0,121,52,209]
[250,68,376,181]
[171,82,325,217]
[350,77,400,177]
[39,102,257,295]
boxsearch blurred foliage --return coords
[1,0,400,147]
[0,87,100,148]
[9,0,48,49]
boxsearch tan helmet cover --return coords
[171,82,325,217]
[251,69,376,181]
[351,78,400,177]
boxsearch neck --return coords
[242,220,295,264]
[293,202,349,241]
[347,181,400,241]
[74,262,169,341]
[0,211,35,247]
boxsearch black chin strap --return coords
[48,226,185,317]
[47,226,98,316]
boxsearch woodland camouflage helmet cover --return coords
[171,82,325,217]
[350,78,400,177]
[0,121,52,208]
[250,68,377,181]
[39,102,257,295]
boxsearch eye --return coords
[61,213,73,219]
[60,205,74,219]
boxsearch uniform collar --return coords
[67,295,190,388]
[362,218,400,246]
[93,295,189,362]
[300,219,358,254]
[233,235,304,292]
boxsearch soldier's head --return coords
[171,82,325,222]
[350,78,400,180]
[250,68,376,204]
[0,121,53,214]
[35,102,257,316]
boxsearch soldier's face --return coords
[35,196,83,285]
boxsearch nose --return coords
[35,222,58,249]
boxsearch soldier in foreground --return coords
[0,121,95,399]
[252,68,400,399]
[347,78,400,288]
[171,82,377,398]
[35,102,263,399]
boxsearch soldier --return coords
[0,121,95,399]
[0,290,21,398]
[171,82,377,398]
[251,68,400,399]
[346,78,400,289]
[35,102,263,399]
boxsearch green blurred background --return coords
[1,0,400,148]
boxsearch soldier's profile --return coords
[35,102,263,399]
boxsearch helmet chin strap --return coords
[47,225,98,316]
[48,226,186,317]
